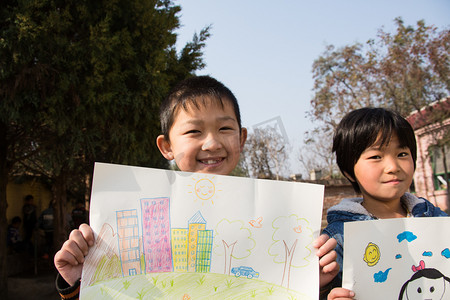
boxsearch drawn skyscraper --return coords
[187,211,209,272]
[116,210,141,276]
[196,230,213,272]
[171,228,188,272]
[141,197,173,273]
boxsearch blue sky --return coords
[175,0,450,176]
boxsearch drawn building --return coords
[196,229,213,272]
[141,197,173,273]
[187,211,206,272]
[116,209,141,276]
[170,211,213,273]
[171,228,188,272]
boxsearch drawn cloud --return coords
[374,268,391,283]
[422,251,433,257]
[397,231,417,243]
[442,248,450,259]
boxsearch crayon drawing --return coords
[80,162,325,299]
[343,217,450,300]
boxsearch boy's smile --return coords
[157,99,247,175]
[351,134,414,210]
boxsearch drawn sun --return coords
[188,176,222,205]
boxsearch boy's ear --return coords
[156,135,174,160]
[239,127,248,152]
[343,171,356,182]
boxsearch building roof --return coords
[406,97,450,130]
[188,210,206,224]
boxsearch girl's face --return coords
[352,134,415,205]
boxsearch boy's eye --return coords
[220,126,234,131]
[368,155,381,160]
[398,152,409,157]
[185,129,201,135]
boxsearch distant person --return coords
[38,202,54,259]
[323,108,448,300]
[7,216,25,253]
[22,194,37,245]
[71,201,87,229]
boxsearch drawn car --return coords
[231,266,260,279]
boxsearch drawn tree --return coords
[213,219,255,275]
[268,215,313,289]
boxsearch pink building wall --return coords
[407,98,449,212]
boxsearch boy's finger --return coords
[317,235,337,257]
[313,233,329,248]
[321,260,339,274]
[69,229,90,255]
[319,250,338,268]
[63,239,86,263]
[79,223,95,247]
[328,288,355,300]
[54,243,83,267]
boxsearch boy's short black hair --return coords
[159,75,242,140]
[333,107,417,193]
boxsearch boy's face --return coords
[351,134,414,204]
[157,98,247,175]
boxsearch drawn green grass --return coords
[123,280,131,290]
[81,272,313,300]
[225,278,234,288]
[196,275,206,285]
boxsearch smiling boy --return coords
[156,76,246,175]
[55,76,339,299]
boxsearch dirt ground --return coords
[7,254,60,300]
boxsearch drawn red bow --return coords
[412,260,425,272]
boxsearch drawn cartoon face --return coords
[363,242,381,266]
[404,277,445,300]
[195,179,215,200]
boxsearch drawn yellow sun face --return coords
[195,179,215,200]
[188,176,222,205]
[363,242,381,266]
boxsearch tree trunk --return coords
[281,239,298,290]
[53,173,68,252]
[0,122,9,298]
[222,240,236,275]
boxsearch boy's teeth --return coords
[203,159,220,164]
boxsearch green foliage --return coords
[310,18,449,130]
[305,18,449,178]
[0,1,209,296]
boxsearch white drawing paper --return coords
[79,162,325,299]
[343,217,450,300]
